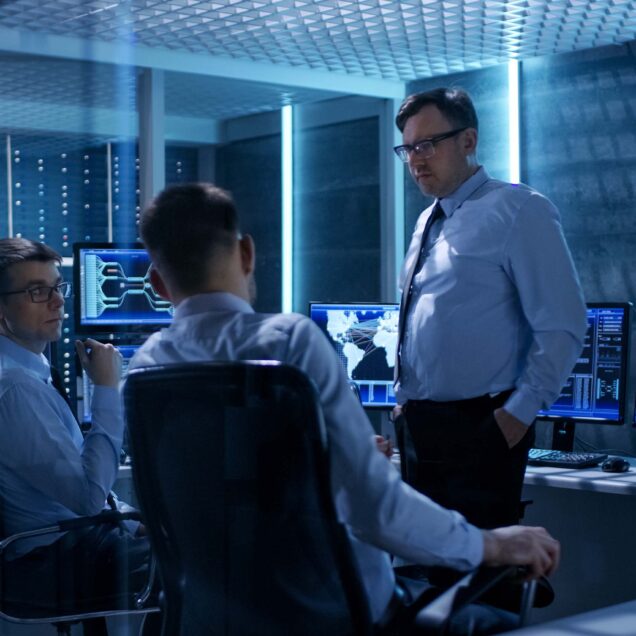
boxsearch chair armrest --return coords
[57,509,141,531]
[0,510,142,551]
[413,565,518,632]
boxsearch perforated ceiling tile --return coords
[0,0,634,82]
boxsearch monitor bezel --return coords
[72,241,171,335]
[537,301,632,426]
[308,300,400,410]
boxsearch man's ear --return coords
[239,234,255,276]
[149,266,171,302]
[462,128,478,155]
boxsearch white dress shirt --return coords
[396,167,588,425]
[0,335,124,556]
[129,291,483,622]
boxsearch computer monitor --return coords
[73,242,173,335]
[538,302,632,450]
[80,343,141,423]
[308,302,399,408]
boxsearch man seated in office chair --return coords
[0,238,157,635]
[129,182,561,634]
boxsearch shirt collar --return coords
[173,291,254,322]
[438,166,489,217]
[0,335,51,383]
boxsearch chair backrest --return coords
[124,361,374,636]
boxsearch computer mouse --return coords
[601,457,630,473]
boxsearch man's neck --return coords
[0,331,46,355]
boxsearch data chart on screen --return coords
[539,303,631,423]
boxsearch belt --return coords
[405,388,514,410]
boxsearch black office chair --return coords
[0,509,160,635]
[124,361,532,636]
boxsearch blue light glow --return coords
[282,104,293,313]
[508,60,520,185]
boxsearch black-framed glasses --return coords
[393,127,468,162]
[0,281,72,303]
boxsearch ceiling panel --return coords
[0,0,632,82]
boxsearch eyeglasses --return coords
[0,281,72,303]
[393,127,468,162]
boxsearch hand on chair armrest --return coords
[481,526,560,579]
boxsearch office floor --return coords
[0,614,144,635]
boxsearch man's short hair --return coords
[0,238,61,293]
[140,183,240,292]
[395,87,479,133]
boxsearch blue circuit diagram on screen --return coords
[80,248,173,326]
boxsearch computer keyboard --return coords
[528,448,608,468]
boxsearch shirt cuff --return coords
[503,388,541,426]
[92,386,123,414]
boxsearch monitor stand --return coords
[551,420,576,452]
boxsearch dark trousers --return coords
[399,391,535,529]
[3,522,157,623]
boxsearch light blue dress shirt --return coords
[129,291,483,622]
[0,335,124,556]
[396,167,588,425]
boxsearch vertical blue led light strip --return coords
[508,60,520,184]
[281,104,293,313]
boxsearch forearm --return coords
[505,329,585,425]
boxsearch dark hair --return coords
[0,238,61,292]
[395,87,479,132]
[140,183,240,292]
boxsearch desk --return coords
[505,599,636,634]
[522,458,636,623]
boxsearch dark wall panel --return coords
[294,116,381,312]
[523,43,636,304]
[216,134,282,314]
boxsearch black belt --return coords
[405,388,514,411]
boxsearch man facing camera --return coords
[0,238,154,632]
[393,88,588,529]
[129,182,561,633]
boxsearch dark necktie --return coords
[395,201,445,380]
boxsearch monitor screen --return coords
[73,242,173,334]
[309,302,399,408]
[80,343,141,423]
[538,302,631,424]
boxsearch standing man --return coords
[393,88,587,529]
[0,238,155,632]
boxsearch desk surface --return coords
[505,599,636,634]
[524,457,636,496]
[119,456,636,496]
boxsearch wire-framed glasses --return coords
[393,127,468,162]
[0,281,72,303]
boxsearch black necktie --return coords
[396,201,445,380]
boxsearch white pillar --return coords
[138,68,165,209]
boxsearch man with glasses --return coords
[393,88,587,530]
[0,238,157,635]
